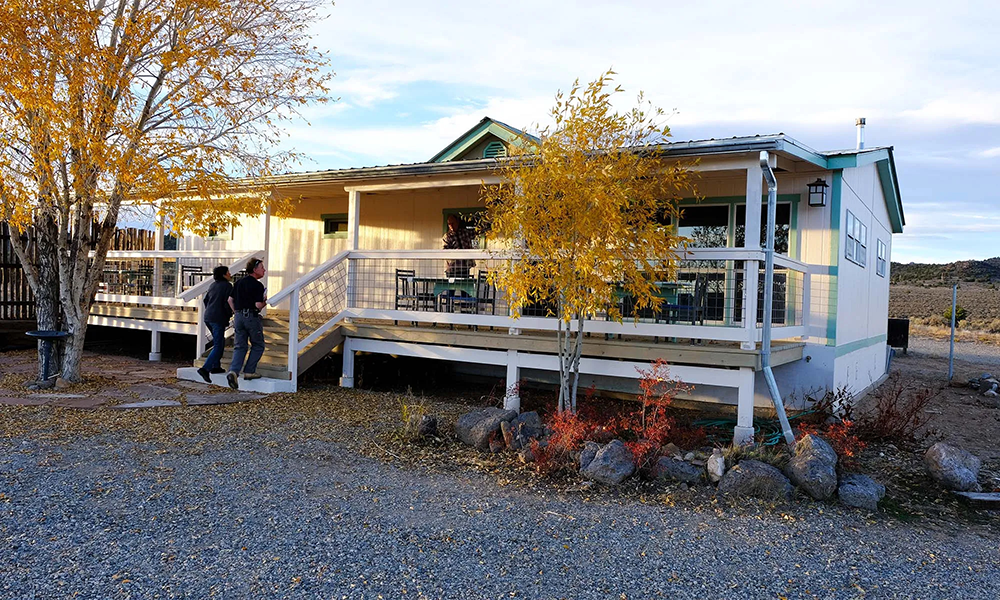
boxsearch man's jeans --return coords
[203,321,228,372]
[229,312,265,375]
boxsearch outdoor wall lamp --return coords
[807,178,829,207]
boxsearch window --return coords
[322,213,348,239]
[876,239,887,277]
[675,205,730,248]
[845,210,867,267]
[206,223,231,241]
[735,203,791,255]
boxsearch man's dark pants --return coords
[229,312,265,375]
[204,321,228,372]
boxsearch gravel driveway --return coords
[3,428,999,599]
[906,336,1000,368]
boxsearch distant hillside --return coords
[890,257,1000,285]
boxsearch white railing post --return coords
[742,162,763,351]
[195,293,206,359]
[801,271,811,341]
[287,288,300,382]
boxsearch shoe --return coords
[197,367,211,383]
[209,367,226,374]
[226,371,239,390]
[243,372,262,381]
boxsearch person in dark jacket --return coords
[226,258,267,389]
[197,265,234,383]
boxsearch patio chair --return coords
[394,269,434,324]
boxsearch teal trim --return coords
[835,333,887,357]
[826,148,891,170]
[483,141,506,158]
[430,119,536,163]
[775,139,828,168]
[678,194,800,205]
[826,170,843,346]
[322,213,348,240]
[876,158,905,233]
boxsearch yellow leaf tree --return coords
[482,71,697,412]
[0,0,331,382]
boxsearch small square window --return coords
[322,213,348,239]
[206,223,231,241]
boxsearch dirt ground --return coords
[885,337,1000,462]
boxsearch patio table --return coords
[413,276,476,312]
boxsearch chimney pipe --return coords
[856,117,866,150]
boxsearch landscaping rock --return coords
[579,441,601,471]
[717,459,793,501]
[838,474,885,511]
[662,443,682,458]
[54,377,71,390]
[653,457,703,484]
[510,411,543,439]
[455,408,517,450]
[518,446,536,464]
[416,415,438,438]
[581,440,635,485]
[925,442,982,492]
[785,434,839,500]
[500,421,513,447]
[707,448,726,483]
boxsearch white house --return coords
[89,117,904,444]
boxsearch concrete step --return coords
[176,367,295,393]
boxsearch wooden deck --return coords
[342,321,804,371]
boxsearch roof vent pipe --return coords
[856,117,866,150]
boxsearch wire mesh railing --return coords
[97,251,254,299]
[345,254,811,331]
[296,258,349,344]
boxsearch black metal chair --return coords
[394,269,435,325]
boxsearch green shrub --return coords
[943,305,968,323]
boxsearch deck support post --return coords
[340,336,355,388]
[733,366,756,445]
[149,329,162,362]
[742,162,763,351]
[800,271,811,341]
[504,349,520,412]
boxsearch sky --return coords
[277,0,999,264]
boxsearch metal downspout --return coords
[759,151,796,446]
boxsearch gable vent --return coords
[483,141,507,159]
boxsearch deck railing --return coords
[266,247,815,380]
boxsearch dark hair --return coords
[213,265,230,281]
[246,258,262,273]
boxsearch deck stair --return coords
[176,252,351,393]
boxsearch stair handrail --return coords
[266,250,351,386]
[178,249,264,301]
[267,250,350,307]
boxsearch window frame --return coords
[322,213,349,240]
[845,210,868,268]
[876,238,887,277]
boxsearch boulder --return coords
[653,457,703,484]
[925,442,982,492]
[455,407,517,450]
[508,411,543,450]
[417,415,438,438]
[717,459,793,501]
[707,448,726,483]
[838,474,885,511]
[578,441,601,471]
[662,443,683,458]
[581,440,635,485]
[785,434,839,500]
